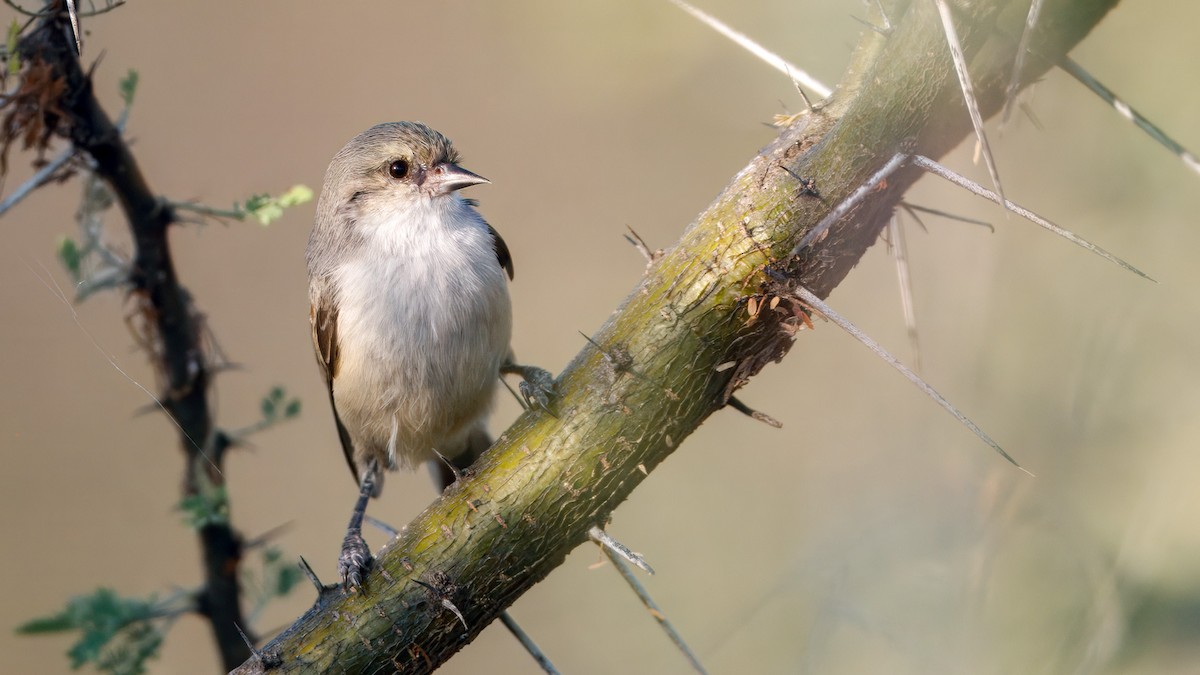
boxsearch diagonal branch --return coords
[234,1,1120,672]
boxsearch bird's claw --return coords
[338,531,373,592]
[516,366,556,414]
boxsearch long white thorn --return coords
[873,0,892,32]
[66,0,82,55]
[1002,0,1045,124]
[791,285,1029,474]
[0,147,75,217]
[593,530,708,674]
[932,0,1008,214]
[588,526,655,575]
[911,154,1155,281]
[668,0,832,98]
[886,216,922,373]
[1059,56,1200,178]
[499,612,561,675]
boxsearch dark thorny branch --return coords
[3,1,250,669]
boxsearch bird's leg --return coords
[338,461,377,591]
[500,360,557,414]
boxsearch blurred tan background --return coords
[2,1,1198,673]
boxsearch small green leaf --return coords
[57,236,82,282]
[276,184,314,208]
[257,547,302,601]
[241,185,313,226]
[243,193,270,213]
[16,613,76,634]
[283,399,301,418]
[6,20,20,76]
[119,69,139,107]
[261,395,276,419]
[274,565,302,597]
[251,203,284,226]
[177,484,229,528]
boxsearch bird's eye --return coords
[388,159,409,180]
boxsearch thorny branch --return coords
[3,0,1146,672]
[230,1,1123,673]
[2,1,251,669]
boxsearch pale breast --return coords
[331,204,512,469]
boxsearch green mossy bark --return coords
[234,1,1118,672]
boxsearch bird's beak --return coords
[427,163,489,195]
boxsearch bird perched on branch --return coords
[306,121,552,590]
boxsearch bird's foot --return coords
[338,530,373,592]
[504,363,557,414]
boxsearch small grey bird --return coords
[306,122,550,590]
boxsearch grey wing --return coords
[310,283,361,486]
